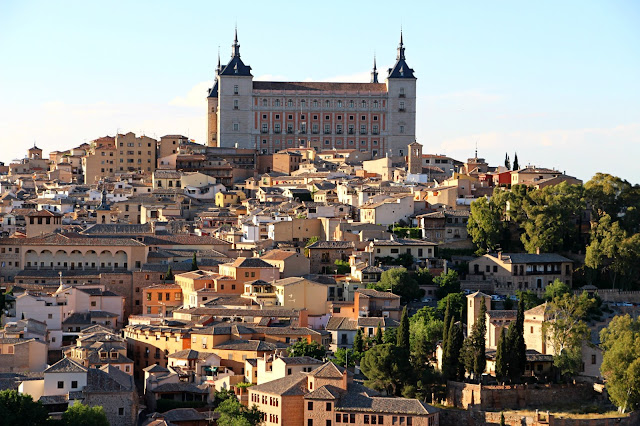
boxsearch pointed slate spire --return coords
[397,29,405,60]
[216,46,221,75]
[371,55,379,83]
[232,25,241,58]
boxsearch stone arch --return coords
[99,250,113,270]
[113,250,128,270]
[25,249,38,268]
[69,250,83,270]
[85,250,98,269]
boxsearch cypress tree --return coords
[354,328,364,353]
[451,322,465,381]
[165,265,174,281]
[191,252,198,271]
[496,328,508,382]
[507,297,527,381]
[375,324,383,345]
[500,412,506,426]
[442,298,451,355]
[473,298,487,380]
[397,306,410,354]
[442,317,455,379]
[504,153,510,170]
[512,153,519,170]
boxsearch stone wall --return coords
[446,381,602,411]
[440,408,639,426]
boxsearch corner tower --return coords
[210,28,254,149]
[386,30,417,158]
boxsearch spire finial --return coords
[216,46,221,74]
[371,53,379,83]
[397,28,406,61]
[231,26,240,58]
[475,141,478,158]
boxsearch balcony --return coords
[348,130,355,135]
[336,130,343,134]
[359,131,367,135]
[261,129,268,134]
[312,130,319,134]
[287,130,294,134]
[274,129,281,134]
[299,130,306,134]
[372,131,379,135]
[398,108,406,112]
[324,131,331,134]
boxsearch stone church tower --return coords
[407,141,422,174]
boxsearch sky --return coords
[1,1,639,183]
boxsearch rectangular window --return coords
[71,381,78,389]
[233,85,238,94]
[308,401,313,410]
[57,381,64,389]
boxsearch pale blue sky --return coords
[1,1,639,182]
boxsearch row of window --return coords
[261,123,381,135]
[255,97,384,110]
[146,292,182,301]
[263,113,379,122]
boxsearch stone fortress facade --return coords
[207,29,417,158]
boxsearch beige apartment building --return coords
[467,252,573,296]
[83,133,158,184]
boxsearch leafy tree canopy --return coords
[368,267,423,304]
[434,270,461,299]
[62,403,109,426]
[286,340,326,360]
[0,390,48,426]
[600,314,640,412]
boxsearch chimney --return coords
[536,247,540,255]
[497,251,502,261]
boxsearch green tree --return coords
[397,307,410,354]
[215,395,263,426]
[165,265,174,281]
[334,259,350,274]
[506,297,526,381]
[467,195,505,255]
[437,292,466,323]
[516,290,543,310]
[500,412,506,426]
[62,403,109,426]
[585,173,633,221]
[191,252,199,271]
[0,390,48,426]
[442,297,452,356]
[600,314,640,412]
[368,267,422,304]
[331,348,360,368]
[543,293,594,377]
[504,153,510,170]
[434,270,461,299]
[519,182,585,253]
[409,309,443,367]
[360,344,405,395]
[375,324,383,345]
[586,214,640,289]
[512,153,519,171]
[304,236,319,257]
[415,267,433,286]
[383,327,397,344]
[543,279,571,301]
[495,328,508,382]
[443,317,464,381]
[286,340,326,360]
[353,328,364,353]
